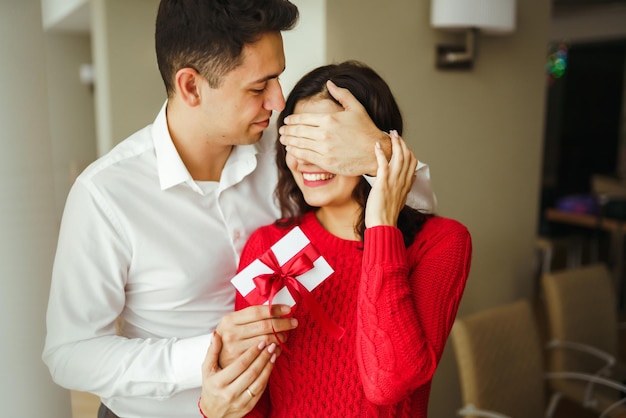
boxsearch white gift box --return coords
[231,226,334,306]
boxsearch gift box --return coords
[231,226,344,342]
[231,226,334,307]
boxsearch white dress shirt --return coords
[43,102,436,418]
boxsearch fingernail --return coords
[281,305,291,314]
[270,353,277,363]
[375,141,381,149]
[290,318,298,327]
[279,126,285,134]
[257,340,267,350]
[268,343,277,354]
[284,116,290,124]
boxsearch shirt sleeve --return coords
[363,161,436,213]
[356,221,471,405]
[42,179,211,400]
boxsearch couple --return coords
[42,1,471,417]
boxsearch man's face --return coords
[199,31,286,146]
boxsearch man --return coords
[43,1,435,417]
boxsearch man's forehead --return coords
[237,32,286,82]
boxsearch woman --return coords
[235,61,472,417]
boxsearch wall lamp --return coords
[431,0,516,70]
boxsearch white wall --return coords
[44,32,96,219]
[281,0,326,97]
[0,0,72,415]
[41,0,88,31]
[91,0,163,155]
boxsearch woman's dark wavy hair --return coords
[155,0,298,96]
[274,61,430,246]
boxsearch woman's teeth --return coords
[302,172,336,181]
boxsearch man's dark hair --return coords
[155,0,298,96]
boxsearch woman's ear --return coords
[174,68,202,107]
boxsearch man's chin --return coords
[239,131,264,145]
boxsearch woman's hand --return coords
[199,332,277,418]
[365,130,417,228]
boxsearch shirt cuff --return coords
[171,333,213,389]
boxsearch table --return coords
[545,208,626,305]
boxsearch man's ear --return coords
[175,68,202,107]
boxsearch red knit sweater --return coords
[235,211,472,418]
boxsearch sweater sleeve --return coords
[356,220,472,405]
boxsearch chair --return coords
[542,263,626,417]
[451,299,626,418]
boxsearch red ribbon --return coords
[248,246,345,351]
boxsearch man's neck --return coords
[166,101,232,182]
[180,144,233,182]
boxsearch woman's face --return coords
[286,98,361,210]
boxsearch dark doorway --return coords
[539,39,626,236]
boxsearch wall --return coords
[0,0,72,415]
[91,0,163,155]
[41,0,87,31]
[550,4,626,43]
[281,0,327,97]
[325,0,551,416]
[44,32,96,219]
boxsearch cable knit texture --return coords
[236,211,472,418]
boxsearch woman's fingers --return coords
[234,342,278,405]
[215,339,274,385]
[200,334,278,416]
[374,141,388,179]
[388,131,417,191]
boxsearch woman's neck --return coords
[315,205,362,241]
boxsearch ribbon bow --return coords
[251,247,345,351]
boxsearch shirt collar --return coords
[219,142,259,191]
[152,101,262,192]
[152,101,193,191]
